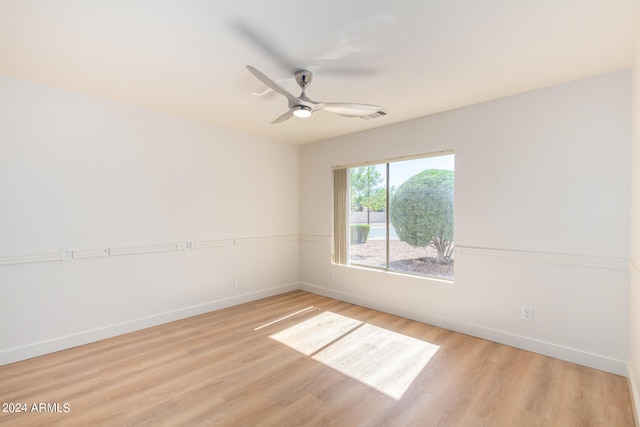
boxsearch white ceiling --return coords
[1,1,639,144]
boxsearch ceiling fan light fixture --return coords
[293,105,312,118]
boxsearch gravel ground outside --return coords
[349,239,454,279]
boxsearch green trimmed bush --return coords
[350,224,371,244]
[390,169,454,263]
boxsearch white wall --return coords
[300,70,631,375]
[628,35,640,421]
[0,74,300,365]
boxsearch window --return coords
[333,152,454,280]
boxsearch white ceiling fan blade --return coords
[271,109,294,124]
[318,102,383,117]
[246,65,298,104]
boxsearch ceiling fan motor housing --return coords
[295,69,313,89]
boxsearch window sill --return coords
[334,262,454,285]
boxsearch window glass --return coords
[348,165,387,269]
[388,156,454,279]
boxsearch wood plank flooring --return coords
[0,290,635,426]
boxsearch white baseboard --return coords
[300,282,628,376]
[0,282,299,367]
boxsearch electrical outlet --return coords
[522,306,534,321]
[234,279,240,289]
[61,249,73,262]
[178,241,194,250]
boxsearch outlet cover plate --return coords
[522,306,534,321]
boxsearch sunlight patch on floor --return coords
[254,306,319,331]
[269,311,439,399]
[270,311,363,355]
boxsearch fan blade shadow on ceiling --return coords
[231,20,379,76]
[232,20,298,72]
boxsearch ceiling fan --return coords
[246,65,386,124]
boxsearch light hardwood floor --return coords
[0,290,635,426]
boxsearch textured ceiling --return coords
[1,0,639,144]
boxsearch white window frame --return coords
[332,150,455,280]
